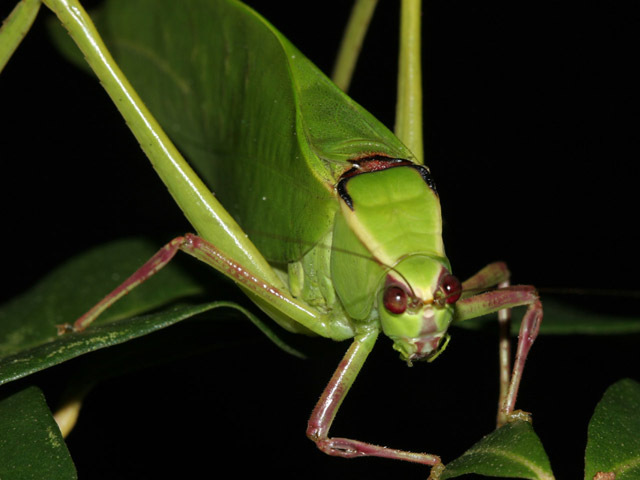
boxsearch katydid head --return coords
[378,256,461,365]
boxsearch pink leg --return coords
[58,237,185,333]
[306,330,441,468]
[458,263,543,425]
[58,234,330,336]
[497,280,512,423]
[500,297,541,422]
[461,262,512,418]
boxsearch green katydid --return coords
[14,0,543,474]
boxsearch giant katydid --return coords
[2,0,544,476]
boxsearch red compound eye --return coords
[440,274,462,304]
[383,286,407,314]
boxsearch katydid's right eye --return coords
[383,286,407,314]
[440,274,462,304]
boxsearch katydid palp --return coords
[29,0,542,474]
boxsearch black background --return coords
[1,1,639,479]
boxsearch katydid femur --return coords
[40,0,542,474]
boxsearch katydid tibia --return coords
[43,0,542,474]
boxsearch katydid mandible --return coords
[47,0,543,474]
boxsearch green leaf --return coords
[440,421,554,480]
[536,297,640,335]
[584,379,640,480]
[0,237,301,387]
[0,386,77,480]
[0,237,203,382]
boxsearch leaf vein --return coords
[473,446,553,480]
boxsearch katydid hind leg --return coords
[458,263,543,425]
[306,330,441,469]
[59,234,340,339]
[57,237,184,333]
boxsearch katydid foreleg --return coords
[306,329,442,467]
[456,263,542,425]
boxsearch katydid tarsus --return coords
[17,0,543,475]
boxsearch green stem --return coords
[0,0,42,73]
[395,0,423,164]
[331,0,378,92]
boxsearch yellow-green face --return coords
[377,255,461,364]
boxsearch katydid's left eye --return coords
[383,286,408,314]
[440,274,462,304]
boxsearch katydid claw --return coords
[505,409,532,423]
[428,462,446,480]
[56,323,76,335]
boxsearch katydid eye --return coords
[440,274,462,304]
[383,286,407,314]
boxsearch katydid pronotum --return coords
[4,0,543,476]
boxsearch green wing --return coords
[73,0,413,263]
